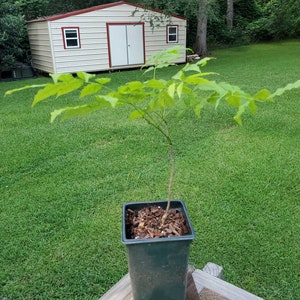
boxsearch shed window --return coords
[62,27,81,49]
[167,25,178,43]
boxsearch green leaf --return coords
[148,98,156,110]
[270,80,300,98]
[254,89,271,101]
[50,108,66,122]
[149,90,174,109]
[56,78,83,98]
[94,96,115,109]
[50,95,119,122]
[177,82,184,98]
[32,84,60,106]
[160,91,174,107]
[172,70,184,81]
[197,72,218,77]
[248,100,257,114]
[233,104,247,125]
[127,81,144,91]
[182,63,201,73]
[194,102,204,117]
[155,94,166,108]
[95,78,111,85]
[130,110,145,120]
[80,83,102,98]
[206,92,219,107]
[77,72,95,82]
[196,57,215,67]
[215,90,231,109]
[145,79,165,89]
[57,73,74,82]
[5,84,46,96]
[97,95,119,108]
[156,62,172,70]
[50,104,99,122]
[143,45,186,69]
[34,75,84,106]
[114,81,147,104]
[184,74,211,85]
[226,91,241,107]
[179,85,194,101]
[50,73,73,83]
[167,83,176,99]
[50,73,62,84]
[143,66,155,75]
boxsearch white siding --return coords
[27,22,55,73]
[28,3,186,73]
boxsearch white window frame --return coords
[62,27,81,49]
[167,25,178,43]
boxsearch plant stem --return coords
[161,120,174,225]
[133,107,174,225]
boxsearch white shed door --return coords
[108,24,144,67]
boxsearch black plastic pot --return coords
[122,200,195,300]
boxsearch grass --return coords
[1,40,299,299]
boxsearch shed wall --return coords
[29,3,186,73]
[27,22,54,73]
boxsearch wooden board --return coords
[193,270,263,300]
[99,262,264,300]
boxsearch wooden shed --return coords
[27,1,187,74]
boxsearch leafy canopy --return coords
[5,46,300,214]
[7,46,299,128]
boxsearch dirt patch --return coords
[125,205,190,239]
[199,288,228,300]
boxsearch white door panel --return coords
[108,25,128,67]
[127,24,144,65]
[108,24,144,67]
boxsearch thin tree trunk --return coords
[226,0,234,29]
[195,0,208,56]
[161,121,174,225]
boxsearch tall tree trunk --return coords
[226,0,234,29]
[195,0,208,56]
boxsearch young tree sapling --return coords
[6,46,300,234]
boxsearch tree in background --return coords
[207,0,261,46]
[19,0,50,21]
[247,0,300,41]
[19,0,116,21]
[195,0,209,56]
[3,0,299,68]
[0,1,26,70]
[226,0,234,29]
[132,0,209,56]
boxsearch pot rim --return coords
[121,199,196,245]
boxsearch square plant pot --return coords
[122,200,195,300]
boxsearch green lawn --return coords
[1,41,299,299]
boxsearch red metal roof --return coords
[27,1,186,23]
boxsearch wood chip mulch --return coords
[199,289,229,300]
[125,205,190,239]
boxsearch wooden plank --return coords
[186,265,199,300]
[192,270,263,300]
[99,263,263,300]
[196,262,223,295]
[99,273,133,300]
[197,262,226,300]
[203,262,224,279]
